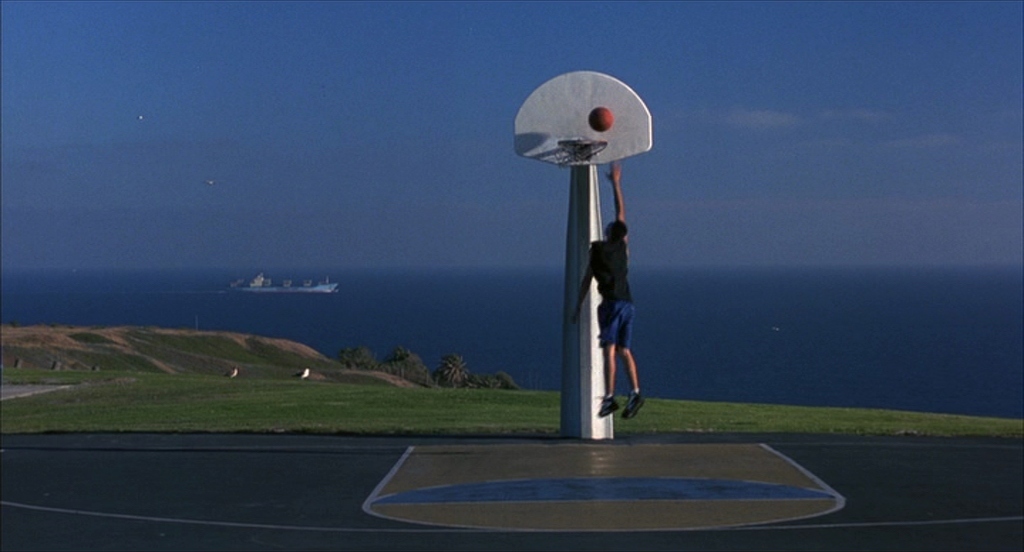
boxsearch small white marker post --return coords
[561,165,613,440]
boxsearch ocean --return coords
[2,266,1021,419]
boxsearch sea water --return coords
[2,266,1020,418]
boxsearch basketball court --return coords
[2,433,1021,551]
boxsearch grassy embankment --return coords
[2,325,1021,437]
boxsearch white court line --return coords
[759,443,847,522]
[362,445,415,519]
[2,500,1019,534]
[727,516,1024,531]
[0,499,476,533]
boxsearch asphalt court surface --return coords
[2,432,1021,551]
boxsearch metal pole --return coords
[561,165,614,440]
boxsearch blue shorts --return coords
[597,300,635,349]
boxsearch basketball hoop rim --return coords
[557,139,608,147]
[555,139,609,166]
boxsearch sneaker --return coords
[622,392,645,419]
[598,397,619,417]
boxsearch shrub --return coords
[338,346,378,370]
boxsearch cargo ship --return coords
[230,273,338,293]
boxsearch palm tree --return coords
[434,354,469,388]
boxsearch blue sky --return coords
[2,1,1021,270]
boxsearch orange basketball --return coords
[588,107,614,132]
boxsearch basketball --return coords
[588,107,614,132]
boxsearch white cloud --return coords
[819,108,890,123]
[697,107,891,131]
[631,198,1023,267]
[883,133,963,149]
[723,108,802,129]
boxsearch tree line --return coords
[337,346,519,390]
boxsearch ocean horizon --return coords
[2,265,1021,419]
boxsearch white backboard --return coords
[514,71,652,166]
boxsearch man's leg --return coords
[603,344,618,397]
[619,347,639,393]
[599,344,620,417]
[620,347,645,419]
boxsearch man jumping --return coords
[573,161,644,419]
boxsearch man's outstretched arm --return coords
[608,161,626,224]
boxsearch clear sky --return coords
[2,1,1021,271]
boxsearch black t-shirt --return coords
[589,240,632,302]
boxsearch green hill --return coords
[1,324,415,386]
[2,324,1021,438]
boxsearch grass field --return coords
[2,368,1021,437]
